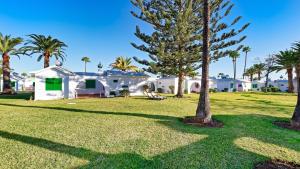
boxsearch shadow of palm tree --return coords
[0,102,299,168]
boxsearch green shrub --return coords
[157,88,163,93]
[119,90,130,97]
[169,86,175,93]
[209,88,218,93]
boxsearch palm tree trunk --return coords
[292,65,300,127]
[250,74,253,81]
[195,0,211,123]
[2,53,12,94]
[44,52,50,68]
[258,72,261,81]
[243,52,248,79]
[176,72,184,98]
[85,62,87,73]
[287,68,294,93]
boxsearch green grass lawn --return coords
[0,92,299,169]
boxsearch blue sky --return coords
[0,0,300,79]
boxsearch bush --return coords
[119,90,130,97]
[157,88,163,93]
[169,86,175,93]
[109,91,117,96]
[260,87,280,92]
[209,88,218,93]
[224,88,229,92]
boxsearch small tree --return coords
[253,63,265,80]
[81,57,91,73]
[263,55,276,92]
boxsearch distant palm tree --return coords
[21,72,28,78]
[291,41,300,127]
[24,34,67,68]
[253,63,265,80]
[242,46,251,79]
[110,57,138,72]
[274,50,296,93]
[81,57,91,73]
[244,67,256,81]
[0,33,24,94]
[229,51,240,81]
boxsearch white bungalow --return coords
[0,73,24,92]
[31,65,150,100]
[216,78,252,92]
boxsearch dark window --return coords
[122,85,129,88]
[11,82,16,88]
[230,83,234,89]
[252,84,258,88]
[113,80,118,83]
[86,80,96,89]
[46,78,62,91]
[238,84,243,87]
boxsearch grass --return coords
[0,92,299,169]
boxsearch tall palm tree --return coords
[229,51,240,81]
[253,63,265,80]
[110,57,138,72]
[195,0,211,123]
[81,57,91,73]
[274,50,296,93]
[0,33,24,94]
[291,41,300,127]
[242,46,251,79]
[24,34,67,68]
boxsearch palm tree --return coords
[244,67,256,81]
[24,34,67,68]
[81,57,91,73]
[195,0,211,123]
[253,63,265,80]
[242,46,251,79]
[229,51,240,81]
[0,33,23,94]
[274,50,296,93]
[110,57,138,72]
[291,41,300,127]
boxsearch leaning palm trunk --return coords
[292,65,300,127]
[195,0,212,123]
[287,68,294,93]
[176,72,184,98]
[2,53,12,94]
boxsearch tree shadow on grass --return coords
[0,93,32,100]
[0,103,300,168]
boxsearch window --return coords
[252,84,258,88]
[238,84,243,87]
[113,80,118,83]
[46,78,62,91]
[11,82,16,88]
[122,85,129,89]
[86,80,96,89]
[230,83,234,89]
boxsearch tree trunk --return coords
[233,60,237,92]
[243,52,248,79]
[195,0,211,123]
[85,62,87,73]
[287,68,294,93]
[2,53,12,94]
[258,72,261,81]
[44,52,50,68]
[176,72,184,98]
[292,65,300,127]
[250,74,253,82]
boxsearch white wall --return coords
[156,78,178,94]
[34,69,69,101]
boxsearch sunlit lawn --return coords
[0,92,299,169]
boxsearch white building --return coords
[31,66,150,100]
[216,78,252,92]
[0,73,24,92]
